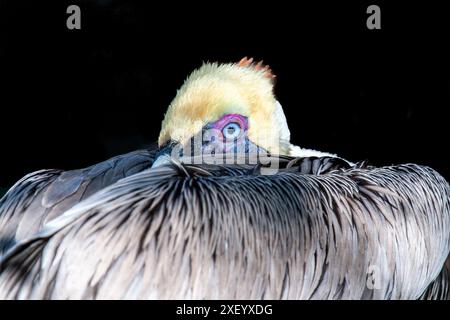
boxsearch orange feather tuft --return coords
[237,57,276,80]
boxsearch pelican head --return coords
[153,58,293,167]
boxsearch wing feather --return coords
[0,149,155,256]
[0,159,447,299]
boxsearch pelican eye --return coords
[222,122,241,140]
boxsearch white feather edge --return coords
[274,100,354,165]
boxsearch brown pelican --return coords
[0,58,448,299]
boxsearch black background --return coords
[0,299,447,318]
[0,1,449,195]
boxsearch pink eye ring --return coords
[208,114,248,142]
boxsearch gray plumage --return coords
[0,149,155,256]
[0,155,448,299]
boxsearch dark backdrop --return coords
[0,1,449,195]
